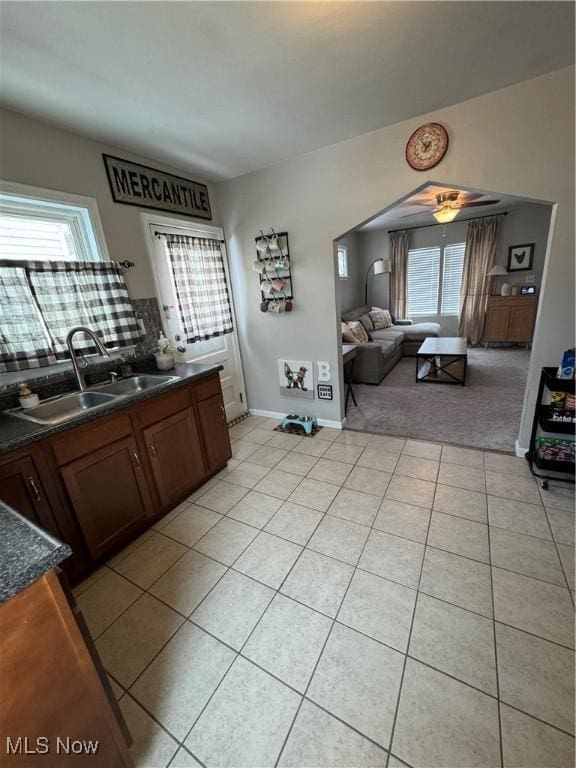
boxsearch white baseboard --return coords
[249,408,344,430]
[514,439,529,458]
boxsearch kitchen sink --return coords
[6,391,117,426]
[95,374,180,396]
[5,374,180,426]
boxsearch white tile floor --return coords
[75,416,576,768]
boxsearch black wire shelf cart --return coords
[526,367,576,490]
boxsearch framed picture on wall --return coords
[507,243,534,272]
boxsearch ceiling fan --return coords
[401,190,500,224]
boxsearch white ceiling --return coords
[0,2,573,181]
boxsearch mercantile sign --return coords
[103,154,212,220]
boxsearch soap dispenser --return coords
[18,383,40,409]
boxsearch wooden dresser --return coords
[483,295,537,346]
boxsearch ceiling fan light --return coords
[433,207,459,224]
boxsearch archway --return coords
[333,181,555,453]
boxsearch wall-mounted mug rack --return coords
[254,230,293,313]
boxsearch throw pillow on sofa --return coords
[370,307,393,329]
[341,322,356,343]
[343,320,369,344]
[358,313,375,333]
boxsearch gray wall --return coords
[358,230,391,310]
[218,66,574,450]
[336,232,364,312]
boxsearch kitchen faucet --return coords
[66,327,110,391]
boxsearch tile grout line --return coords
[172,491,335,763]
[154,499,572,598]
[383,473,436,768]
[540,503,576,609]
[273,501,378,767]
[91,504,574,655]
[114,603,576,754]
[487,504,505,768]
[78,428,574,764]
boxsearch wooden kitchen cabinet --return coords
[143,407,207,507]
[483,295,536,344]
[0,455,56,532]
[60,436,152,559]
[1,568,133,767]
[0,372,232,581]
[197,394,232,473]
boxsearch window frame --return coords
[0,181,122,384]
[406,241,466,317]
[0,179,111,263]
[337,244,349,279]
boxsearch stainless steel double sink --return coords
[5,374,180,426]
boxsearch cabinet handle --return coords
[149,444,158,460]
[132,451,141,470]
[27,476,41,502]
[220,405,226,421]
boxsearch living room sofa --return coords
[341,305,442,384]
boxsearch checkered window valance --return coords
[0,260,141,372]
[164,234,233,344]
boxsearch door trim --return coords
[140,211,247,416]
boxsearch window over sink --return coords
[0,183,140,373]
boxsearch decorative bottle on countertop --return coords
[18,383,40,409]
[155,332,175,371]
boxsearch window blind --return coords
[441,242,466,315]
[0,214,80,261]
[407,246,440,316]
[0,193,101,262]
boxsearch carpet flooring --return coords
[345,348,531,452]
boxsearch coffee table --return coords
[416,337,468,386]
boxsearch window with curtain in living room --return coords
[406,242,465,316]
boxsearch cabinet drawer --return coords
[132,387,192,428]
[50,414,132,466]
[194,374,222,402]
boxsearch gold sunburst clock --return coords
[405,123,449,171]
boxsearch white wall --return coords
[0,108,220,299]
[218,66,574,447]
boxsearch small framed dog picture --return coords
[507,243,534,272]
[278,359,315,399]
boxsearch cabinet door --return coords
[0,456,56,531]
[143,408,207,507]
[61,436,152,559]
[483,306,510,341]
[197,394,232,474]
[508,305,534,342]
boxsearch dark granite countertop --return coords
[0,361,223,456]
[0,500,71,604]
